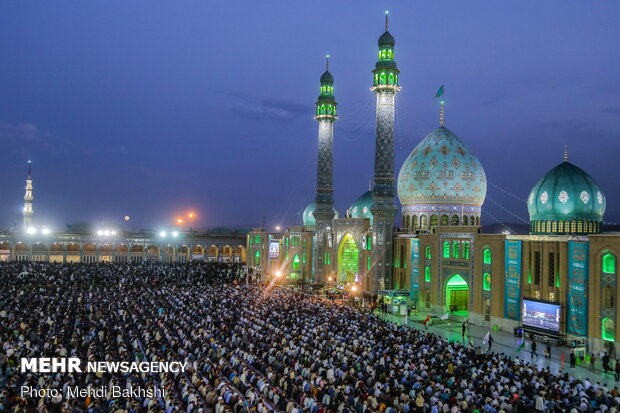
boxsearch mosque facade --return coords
[247,16,620,354]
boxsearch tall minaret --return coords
[23,160,34,230]
[313,55,338,282]
[370,12,400,291]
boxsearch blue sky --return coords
[1,1,619,230]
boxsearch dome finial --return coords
[435,85,445,126]
[563,144,568,161]
[385,10,389,31]
[326,54,330,71]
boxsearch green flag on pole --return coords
[516,341,525,353]
[435,85,444,100]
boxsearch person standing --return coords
[604,352,611,374]
[570,351,576,369]
[531,341,538,359]
[487,334,494,352]
[615,359,620,381]
[590,353,596,372]
[462,322,466,339]
[546,343,551,359]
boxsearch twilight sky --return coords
[1,1,619,231]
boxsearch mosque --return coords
[247,15,620,354]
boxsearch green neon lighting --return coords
[367,237,372,251]
[367,255,371,270]
[556,273,560,288]
[302,252,306,264]
[483,248,492,264]
[447,274,468,287]
[483,273,491,290]
[603,253,616,274]
[453,241,460,259]
[293,254,300,270]
[528,271,532,284]
[425,266,431,282]
[463,242,470,259]
[602,318,615,341]
[254,250,260,266]
[425,246,432,260]
[338,234,359,284]
[443,242,450,258]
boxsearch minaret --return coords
[370,12,400,291]
[23,160,34,230]
[313,55,338,282]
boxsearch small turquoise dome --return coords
[349,191,374,225]
[378,31,395,47]
[302,202,338,227]
[397,126,486,229]
[528,161,605,234]
[320,70,334,83]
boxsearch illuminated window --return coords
[483,248,492,264]
[443,242,450,258]
[483,273,491,290]
[254,251,260,266]
[367,255,371,270]
[577,220,583,233]
[571,220,576,232]
[285,238,289,247]
[380,72,386,84]
[552,221,557,233]
[430,215,438,228]
[302,252,306,264]
[549,292,555,301]
[441,215,449,226]
[463,242,470,259]
[292,255,300,270]
[603,253,616,274]
[388,73,394,84]
[534,290,541,299]
[425,246,432,260]
[425,266,431,282]
[367,237,372,251]
[603,318,615,342]
[453,242,460,259]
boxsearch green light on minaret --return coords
[316,54,337,118]
[373,12,399,88]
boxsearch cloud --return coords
[221,90,309,122]
[0,121,54,142]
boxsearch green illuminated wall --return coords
[338,234,359,283]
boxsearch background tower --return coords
[370,12,400,291]
[313,56,338,282]
[23,160,34,230]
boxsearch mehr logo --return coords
[21,358,82,373]
[20,358,189,373]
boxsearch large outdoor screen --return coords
[521,299,561,332]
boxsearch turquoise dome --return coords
[397,126,487,229]
[349,191,374,225]
[302,202,338,227]
[528,161,605,235]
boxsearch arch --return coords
[116,244,129,254]
[177,245,189,255]
[420,214,428,229]
[558,220,564,233]
[292,254,301,271]
[48,243,64,254]
[254,250,260,266]
[130,244,144,254]
[475,216,480,226]
[338,234,360,284]
[463,215,468,225]
[425,246,432,260]
[146,245,160,257]
[451,215,459,226]
[411,215,418,229]
[440,215,449,226]
[483,247,492,264]
[222,245,233,257]
[206,245,218,257]
[83,243,96,254]
[452,241,460,258]
[602,318,615,342]
[424,266,431,282]
[163,245,175,255]
[483,273,491,290]
[99,244,113,255]
[14,242,28,253]
[234,246,246,263]
[463,242,470,259]
[470,216,475,226]
[603,252,617,274]
[445,274,469,313]
[443,241,451,258]
[32,242,47,254]
[430,215,438,228]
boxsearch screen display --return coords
[521,299,560,332]
[269,240,280,259]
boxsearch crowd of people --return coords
[2,261,620,412]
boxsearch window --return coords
[367,237,372,251]
[443,242,450,258]
[483,273,491,290]
[254,250,260,266]
[425,266,431,282]
[453,242,460,259]
[324,252,331,265]
[463,242,470,259]
[425,246,432,260]
[603,253,616,274]
[441,215,449,226]
[603,318,615,342]
[302,252,306,264]
[292,255,300,270]
[483,248,491,264]
[285,238,289,247]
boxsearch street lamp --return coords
[188,212,196,231]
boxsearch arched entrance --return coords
[337,234,359,284]
[445,274,469,315]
